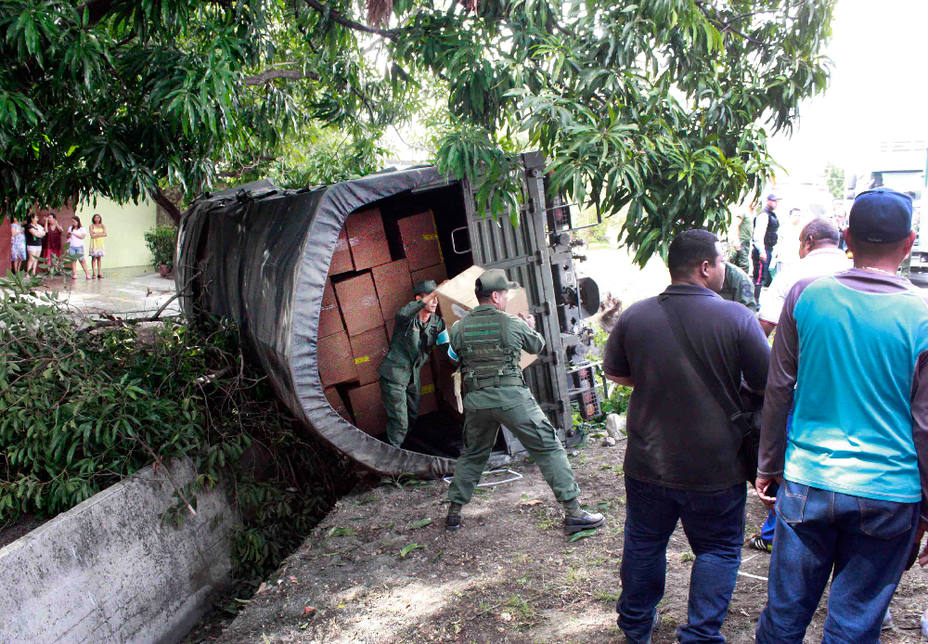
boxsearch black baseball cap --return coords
[848,189,913,243]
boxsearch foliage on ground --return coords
[3,0,834,263]
[0,272,355,581]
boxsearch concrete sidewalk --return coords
[42,265,180,317]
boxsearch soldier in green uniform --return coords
[730,208,754,274]
[378,280,446,448]
[444,269,605,535]
[719,261,757,311]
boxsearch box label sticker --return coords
[354,356,370,364]
[422,233,438,241]
[420,384,435,394]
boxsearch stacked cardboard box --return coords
[324,387,352,422]
[329,228,354,275]
[372,259,414,324]
[334,273,383,336]
[318,332,357,386]
[319,279,344,338]
[346,208,391,270]
[349,326,390,385]
[410,262,447,287]
[398,211,442,270]
[418,362,438,415]
[348,383,388,436]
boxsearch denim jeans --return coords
[617,476,746,643]
[756,480,920,644]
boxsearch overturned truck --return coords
[175,152,602,477]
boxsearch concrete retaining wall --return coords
[0,458,238,643]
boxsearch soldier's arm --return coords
[512,316,545,355]
[394,299,426,322]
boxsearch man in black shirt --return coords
[603,229,769,643]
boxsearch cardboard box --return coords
[410,262,447,287]
[319,278,344,339]
[435,265,537,369]
[346,208,391,270]
[418,362,438,415]
[317,331,358,386]
[329,228,354,276]
[324,387,353,423]
[398,211,443,270]
[349,326,390,385]
[334,272,383,336]
[347,382,387,436]
[384,316,395,339]
[372,259,415,323]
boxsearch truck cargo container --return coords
[175,152,601,477]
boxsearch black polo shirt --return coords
[603,284,770,491]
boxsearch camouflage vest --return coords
[457,307,524,392]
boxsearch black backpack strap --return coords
[658,294,742,424]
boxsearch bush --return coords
[144,226,178,269]
[0,272,354,582]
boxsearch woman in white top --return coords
[24,213,46,275]
[67,216,92,280]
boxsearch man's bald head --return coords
[799,218,840,258]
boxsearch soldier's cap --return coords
[849,189,913,243]
[475,268,519,294]
[413,280,438,295]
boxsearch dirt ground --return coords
[213,438,928,643]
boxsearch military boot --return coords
[446,502,462,532]
[562,498,605,534]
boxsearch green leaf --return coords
[568,529,598,542]
[408,518,432,529]
[399,543,424,558]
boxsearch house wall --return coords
[74,197,158,269]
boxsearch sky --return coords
[768,0,928,181]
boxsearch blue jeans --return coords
[618,477,746,643]
[756,480,920,643]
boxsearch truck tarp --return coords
[175,170,458,477]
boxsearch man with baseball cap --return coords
[444,268,605,536]
[756,189,928,642]
[377,279,446,447]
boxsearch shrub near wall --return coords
[0,272,354,582]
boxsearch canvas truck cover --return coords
[175,170,459,477]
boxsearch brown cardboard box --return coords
[418,362,438,415]
[372,259,415,323]
[349,326,390,385]
[329,228,354,276]
[410,262,448,287]
[319,278,344,339]
[324,387,353,422]
[347,383,387,436]
[398,211,443,270]
[435,265,537,369]
[384,316,396,339]
[346,208,391,270]
[334,272,384,336]
[317,331,358,386]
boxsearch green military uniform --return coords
[446,304,580,506]
[730,213,754,274]
[719,262,757,311]
[378,290,446,447]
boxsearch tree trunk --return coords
[150,188,182,226]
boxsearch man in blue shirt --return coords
[756,189,928,643]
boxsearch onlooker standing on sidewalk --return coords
[752,194,779,300]
[41,212,64,264]
[604,230,769,643]
[67,216,92,280]
[755,189,928,643]
[24,213,46,275]
[10,217,26,273]
[89,214,107,278]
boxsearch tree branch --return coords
[149,187,182,226]
[244,68,320,85]
[298,0,400,40]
